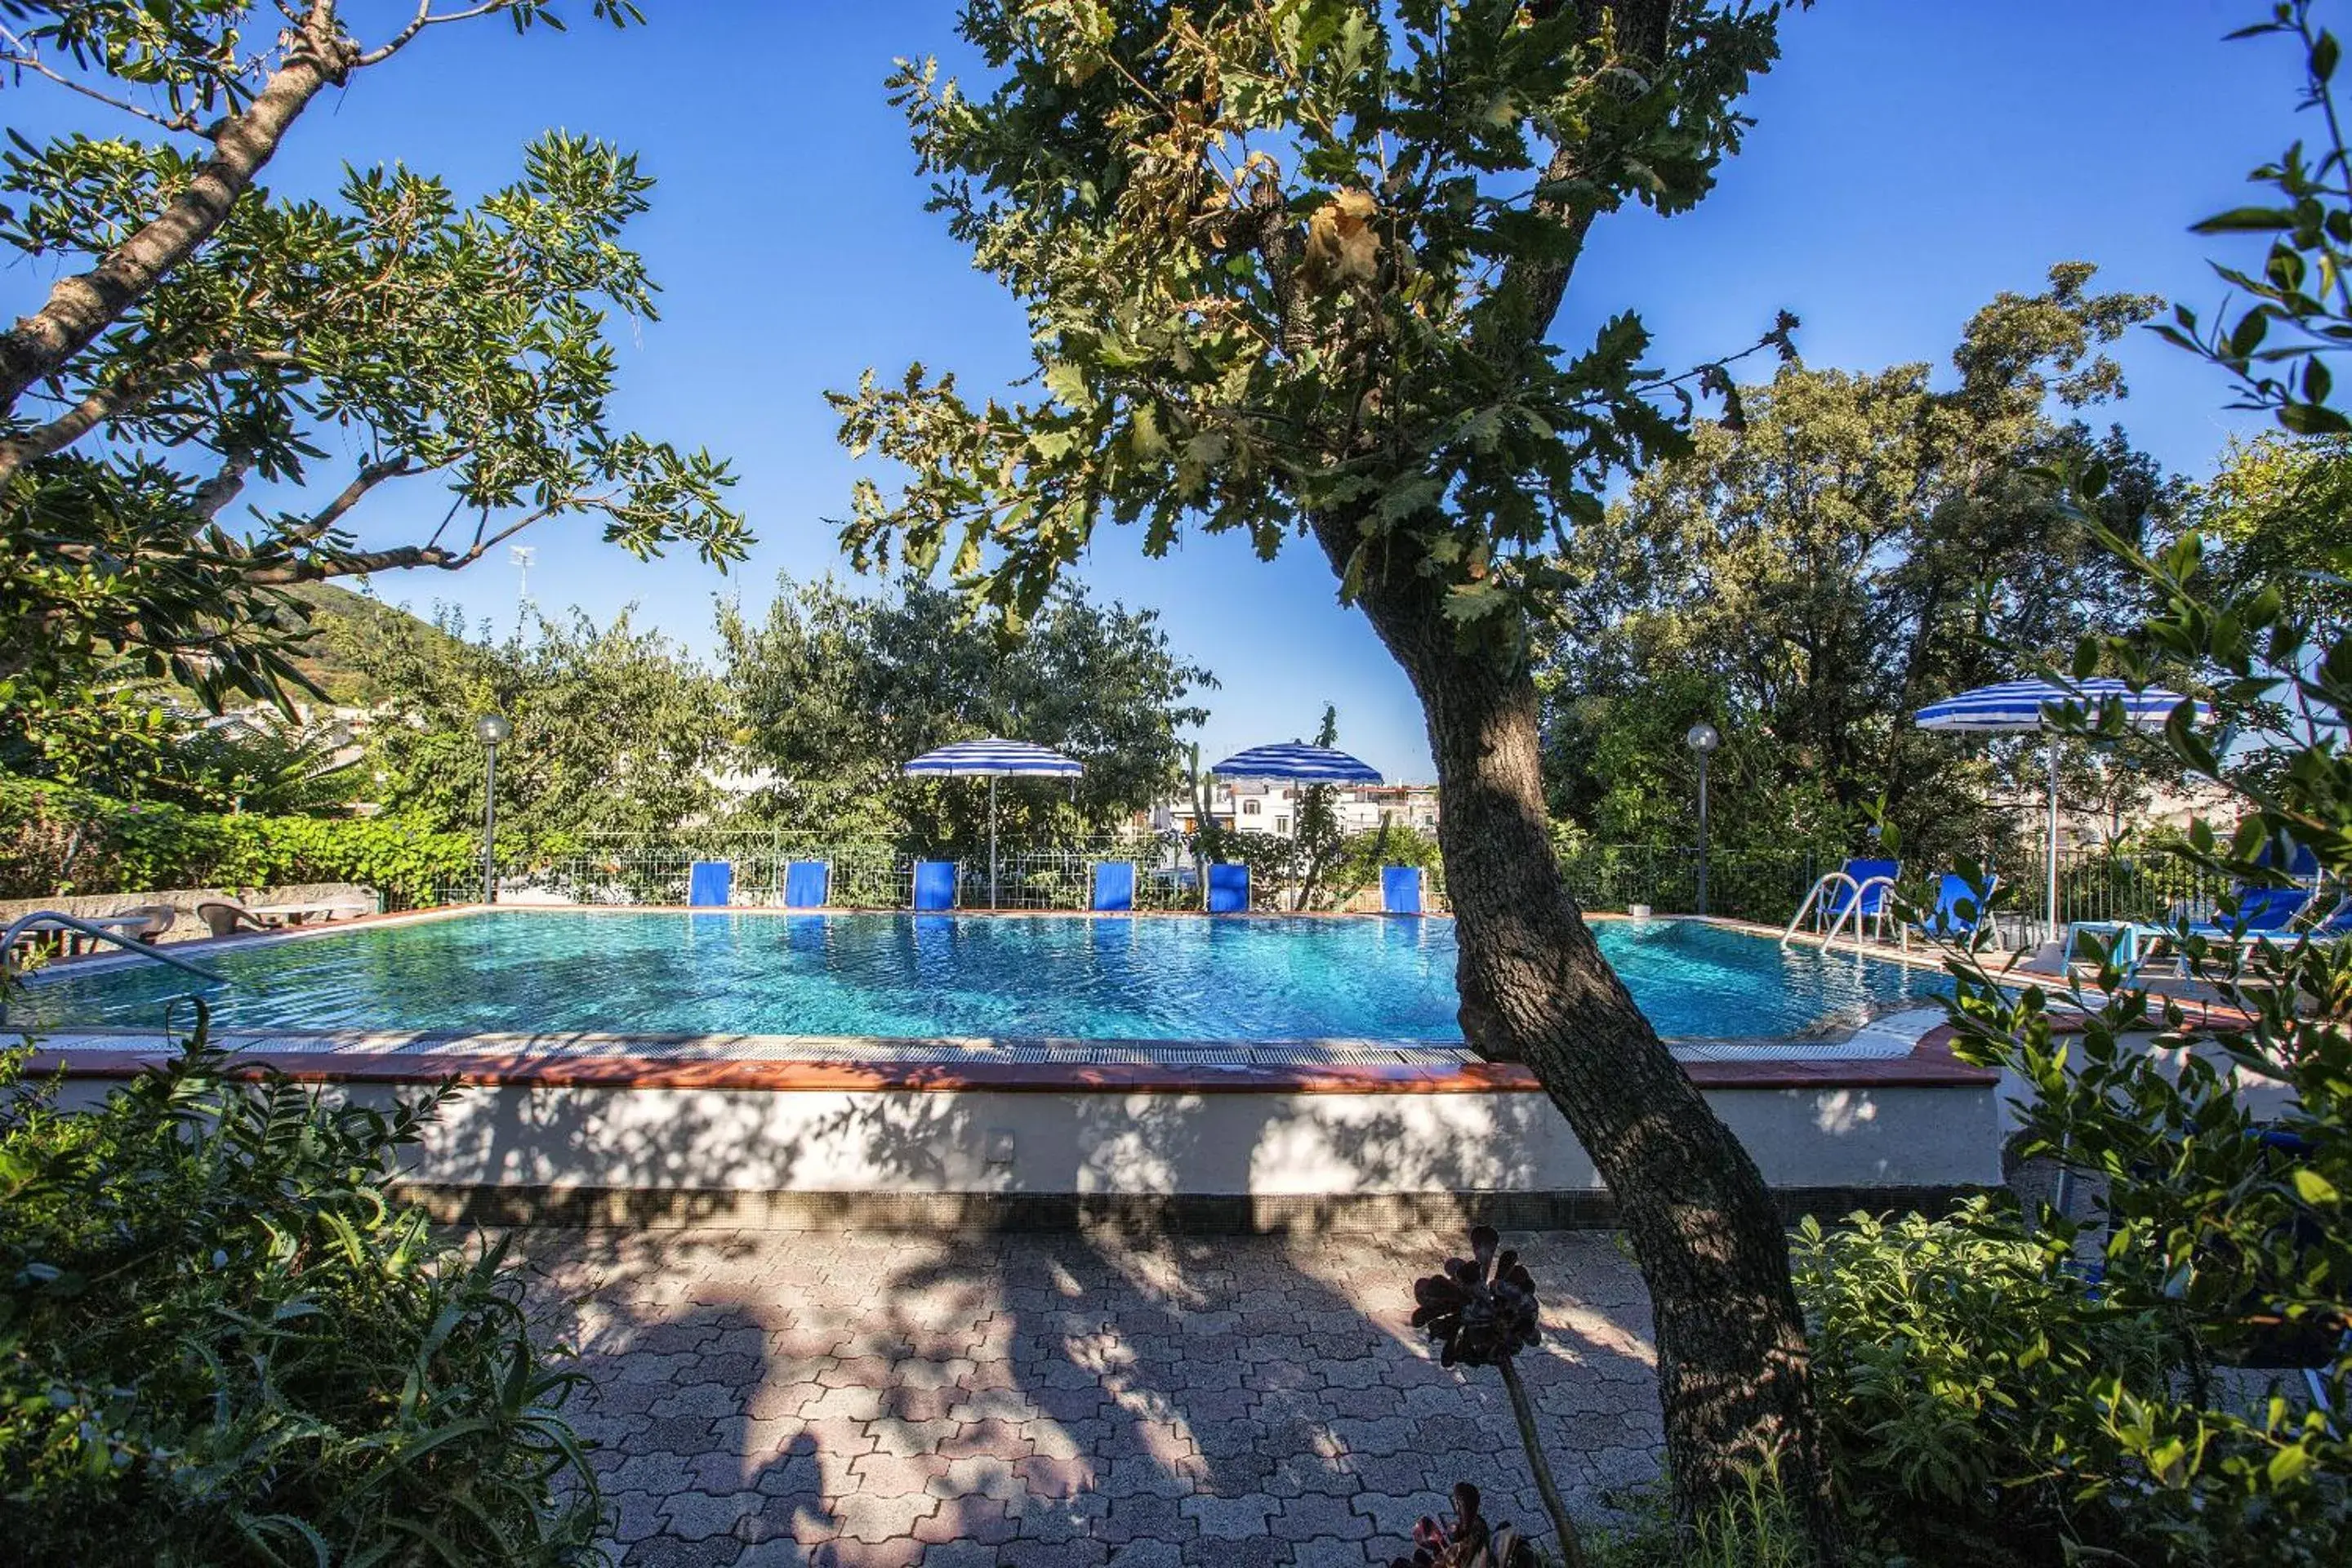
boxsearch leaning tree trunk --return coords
[1331,529,1838,1553]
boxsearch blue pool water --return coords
[16,912,1949,1043]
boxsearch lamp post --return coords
[473,713,510,904]
[1685,721,1722,916]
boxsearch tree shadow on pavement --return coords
[506,1090,1665,1567]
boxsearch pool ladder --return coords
[0,910,227,1024]
[1780,872,1897,956]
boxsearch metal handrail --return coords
[1780,872,1896,956]
[2,910,225,1022]
[1781,871,1858,947]
[1822,876,1897,953]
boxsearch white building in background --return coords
[1150,780,1440,840]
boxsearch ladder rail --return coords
[1782,871,1859,947]
[2,911,225,1022]
[1781,872,1898,955]
[1837,875,1899,955]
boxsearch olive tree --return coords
[832,0,1835,1539]
[0,1,744,710]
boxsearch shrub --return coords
[1791,1201,2181,1564]
[0,774,491,904]
[0,1028,604,1566]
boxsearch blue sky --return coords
[7,2,2310,777]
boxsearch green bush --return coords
[0,774,490,904]
[1792,1201,2179,1564]
[0,1030,604,1566]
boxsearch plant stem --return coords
[1499,1355,1586,1568]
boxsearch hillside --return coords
[281,582,471,707]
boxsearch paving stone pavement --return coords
[514,1225,1665,1567]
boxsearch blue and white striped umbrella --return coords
[1915,677,2201,734]
[902,738,1083,777]
[902,738,1082,906]
[1914,677,2204,945]
[1210,742,1383,785]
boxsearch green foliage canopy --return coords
[833,0,1798,643]
[715,572,1215,844]
[0,1,743,719]
[339,602,728,849]
[2195,430,2352,635]
[1539,265,2189,869]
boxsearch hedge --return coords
[0,775,488,906]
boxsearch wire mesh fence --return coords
[395,830,2249,936]
[417,832,1207,913]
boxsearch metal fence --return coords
[2052,851,2234,929]
[406,831,2247,933]
[421,832,1815,919]
[430,832,1207,913]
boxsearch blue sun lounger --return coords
[1912,873,1996,944]
[1381,865,1424,914]
[2184,884,2313,942]
[2071,854,2342,981]
[1207,862,1250,914]
[783,860,830,908]
[912,860,957,911]
[1091,861,1136,911]
[688,860,733,907]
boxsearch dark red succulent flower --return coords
[1410,1224,1541,1369]
[1386,1481,1537,1568]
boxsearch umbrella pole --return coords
[2046,737,2060,949]
[989,776,1000,909]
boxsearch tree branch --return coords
[277,455,419,545]
[357,0,515,67]
[0,4,356,416]
[0,35,206,134]
[247,501,562,583]
[1481,1,1677,353]
[0,348,300,486]
[193,450,254,520]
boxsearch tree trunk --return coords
[1330,525,1838,1553]
[0,11,354,428]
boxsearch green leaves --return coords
[2176,4,2352,439]
[836,0,1802,654]
[2192,205,2302,233]
[715,570,1214,844]
[0,1032,599,1566]
[2,12,743,723]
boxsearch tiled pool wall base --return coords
[30,1020,2002,1228]
[19,910,2006,1228]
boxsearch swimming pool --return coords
[16,911,1949,1045]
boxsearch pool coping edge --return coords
[11,1018,1993,1092]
